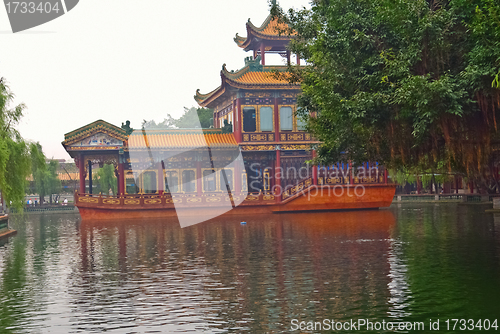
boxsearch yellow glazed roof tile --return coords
[127,131,237,149]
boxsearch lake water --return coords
[0,204,499,333]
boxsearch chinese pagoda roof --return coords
[127,129,238,150]
[62,119,128,146]
[234,14,295,51]
[195,57,299,108]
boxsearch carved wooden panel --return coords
[250,134,267,141]
[145,199,161,205]
[79,197,98,203]
[103,198,120,205]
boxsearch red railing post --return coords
[312,150,318,186]
[79,156,86,194]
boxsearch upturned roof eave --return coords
[235,14,295,49]
[196,64,300,107]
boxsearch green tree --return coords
[93,163,117,195]
[0,78,34,211]
[176,107,213,129]
[141,107,214,130]
[29,141,46,196]
[141,116,176,130]
[33,160,61,205]
[273,0,500,191]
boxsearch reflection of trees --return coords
[394,203,500,322]
[0,219,29,333]
[0,214,72,333]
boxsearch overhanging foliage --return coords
[273,0,500,190]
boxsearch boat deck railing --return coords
[75,191,277,208]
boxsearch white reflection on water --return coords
[386,239,412,319]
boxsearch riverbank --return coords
[394,193,498,203]
[9,205,78,215]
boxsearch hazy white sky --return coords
[1,0,309,159]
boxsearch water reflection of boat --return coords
[73,209,398,332]
[80,210,396,238]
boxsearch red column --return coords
[275,149,281,203]
[79,155,85,194]
[455,176,459,194]
[274,96,280,141]
[296,54,300,65]
[260,43,266,65]
[312,150,318,185]
[236,98,242,142]
[157,162,164,195]
[233,99,239,142]
[286,50,291,66]
[196,160,202,196]
[88,160,93,194]
[384,168,388,184]
[118,162,125,195]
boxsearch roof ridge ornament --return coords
[244,55,263,71]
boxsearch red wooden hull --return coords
[76,184,396,221]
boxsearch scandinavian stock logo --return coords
[3,0,78,33]
[128,127,248,228]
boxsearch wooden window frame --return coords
[279,105,296,131]
[180,168,197,193]
[259,106,274,132]
[242,105,258,133]
[164,168,181,194]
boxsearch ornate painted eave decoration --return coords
[62,119,128,147]
[195,59,300,108]
[234,14,295,50]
